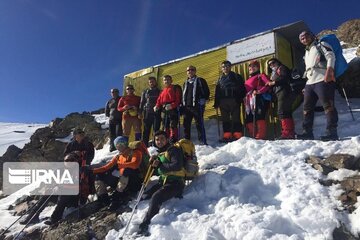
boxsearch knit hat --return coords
[249,60,260,68]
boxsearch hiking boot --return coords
[137,222,150,236]
[19,214,40,225]
[233,132,243,140]
[108,191,125,210]
[296,132,314,140]
[97,194,110,208]
[320,129,338,141]
[44,218,57,225]
[108,201,121,211]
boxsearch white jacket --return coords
[303,41,335,85]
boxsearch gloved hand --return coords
[153,106,159,112]
[198,98,206,106]
[165,104,172,111]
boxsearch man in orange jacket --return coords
[92,136,142,210]
[117,84,142,141]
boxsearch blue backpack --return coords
[316,34,348,78]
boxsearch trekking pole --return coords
[268,98,275,140]
[177,106,181,139]
[119,166,154,240]
[199,103,207,145]
[215,108,221,141]
[0,196,45,238]
[241,103,246,137]
[252,94,256,138]
[342,87,355,121]
[14,192,55,240]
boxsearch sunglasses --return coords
[187,68,195,71]
[222,65,231,68]
[126,88,134,90]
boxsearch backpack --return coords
[173,139,199,180]
[316,34,348,78]
[79,153,95,203]
[173,84,183,106]
[128,141,150,179]
[79,168,95,204]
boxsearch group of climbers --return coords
[105,65,210,148]
[18,29,342,237]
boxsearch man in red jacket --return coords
[154,75,182,143]
[117,85,142,141]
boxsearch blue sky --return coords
[0,0,359,123]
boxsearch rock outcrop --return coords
[0,112,108,190]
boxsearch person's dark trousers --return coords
[183,106,205,142]
[302,81,338,134]
[219,98,242,133]
[51,195,79,222]
[276,89,295,120]
[109,121,123,151]
[122,168,142,193]
[163,109,179,142]
[141,180,185,227]
[142,112,161,146]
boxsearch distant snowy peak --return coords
[0,122,46,156]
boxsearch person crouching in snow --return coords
[138,130,185,235]
[244,60,271,139]
[92,136,142,210]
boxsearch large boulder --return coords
[339,57,360,98]
[0,145,22,192]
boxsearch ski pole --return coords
[253,94,256,138]
[119,166,154,240]
[0,196,44,238]
[177,106,181,139]
[268,98,275,140]
[342,87,355,121]
[14,192,55,240]
[215,108,221,141]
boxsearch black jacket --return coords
[271,65,292,94]
[214,71,246,107]
[139,87,161,114]
[64,137,95,165]
[182,77,210,107]
[105,96,122,123]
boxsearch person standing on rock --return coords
[139,77,161,147]
[105,88,123,152]
[117,84,142,141]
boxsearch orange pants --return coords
[122,116,141,137]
